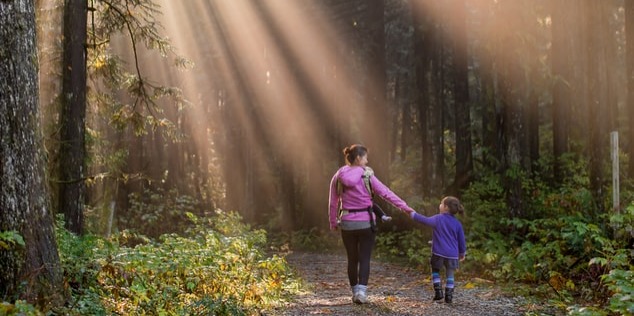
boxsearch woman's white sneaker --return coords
[355,285,368,304]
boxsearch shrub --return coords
[124,188,200,238]
[56,211,300,315]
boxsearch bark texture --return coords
[60,0,88,235]
[0,0,63,306]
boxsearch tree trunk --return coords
[627,0,634,179]
[477,40,498,167]
[585,0,607,215]
[60,0,88,235]
[522,2,540,174]
[498,1,524,218]
[0,0,63,306]
[526,84,539,171]
[450,0,472,195]
[551,0,572,183]
[411,0,434,196]
[396,78,410,161]
[364,0,390,181]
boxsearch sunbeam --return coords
[109,0,420,227]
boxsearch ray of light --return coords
[123,0,419,220]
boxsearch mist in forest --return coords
[35,0,628,234]
[107,0,387,231]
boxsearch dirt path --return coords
[268,252,551,316]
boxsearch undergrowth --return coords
[1,210,301,316]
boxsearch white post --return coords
[611,131,620,213]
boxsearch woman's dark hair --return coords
[343,144,368,165]
[442,196,465,215]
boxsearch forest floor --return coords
[266,251,563,316]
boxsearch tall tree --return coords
[497,1,525,218]
[450,0,473,194]
[411,0,436,196]
[626,0,634,179]
[551,0,573,183]
[523,3,542,173]
[584,0,608,215]
[59,0,88,235]
[364,0,390,181]
[0,0,63,305]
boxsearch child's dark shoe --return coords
[444,288,454,304]
[433,283,443,302]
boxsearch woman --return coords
[328,144,415,304]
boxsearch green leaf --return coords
[589,257,608,267]
[0,230,25,247]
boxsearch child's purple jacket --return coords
[411,212,466,260]
[329,165,414,230]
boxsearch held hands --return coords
[402,208,416,218]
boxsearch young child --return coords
[408,196,466,303]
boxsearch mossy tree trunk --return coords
[0,0,63,307]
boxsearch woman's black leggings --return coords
[341,228,376,286]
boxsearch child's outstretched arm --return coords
[410,210,437,227]
[369,177,415,214]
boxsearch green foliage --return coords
[0,300,42,316]
[54,211,299,315]
[602,269,634,315]
[271,228,342,253]
[379,152,633,314]
[375,229,431,266]
[124,188,199,238]
[89,0,191,136]
[457,162,634,314]
[0,230,25,250]
[584,205,634,315]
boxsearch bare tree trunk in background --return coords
[477,41,498,167]
[522,3,540,173]
[585,0,607,215]
[430,0,451,196]
[604,2,619,135]
[450,0,472,195]
[526,83,539,171]
[498,2,524,218]
[365,0,390,181]
[0,0,63,306]
[627,0,634,179]
[400,78,412,162]
[411,0,434,196]
[60,0,88,235]
[551,0,572,183]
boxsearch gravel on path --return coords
[267,251,557,316]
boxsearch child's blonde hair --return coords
[442,196,464,215]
